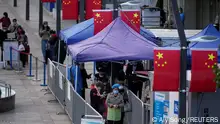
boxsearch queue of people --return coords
[87,61,145,124]
[0,12,30,68]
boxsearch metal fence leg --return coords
[48,99,58,103]
[32,57,41,81]
[26,54,34,77]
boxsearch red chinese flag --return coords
[85,0,102,20]
[42,0,56,2]
[153,48,180,91]
[190,50,217,92]
[120,10,140,33]
[93,10,113,35]
[62,0,78,20]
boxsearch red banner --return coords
[190,49,217,92]
[85,0,102,20]
[41,0,56,2]
[62,0,78,20]
[93,10,113,35]
[153,48,180,91]
[120,10,140,33]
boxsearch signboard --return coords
[81,118,105,124]
[3,41,18,61]
[164,100,169,116]
[174,100,179,115]
[153,92,165,124]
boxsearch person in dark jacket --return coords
[45,33,58,63]
[79,63,91,99]
[0,29,7,61]
[0,12,11,30]
[133,61,145,99]
[57,40,67,64]
[90,83,103,115]
[126,61,144,99]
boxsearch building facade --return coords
[163,0,220,29]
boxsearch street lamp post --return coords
[26,0,30,20]
[39,0,43,32]
[13,0,17,7]
[170,0,187,123]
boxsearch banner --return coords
[153,48,180,91]
[62,0,78,20]
[190,49,217,92]
[93,10,113,35]
[120,10,141,33]
[85,0,102,20]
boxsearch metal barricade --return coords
[127,90,145,124]
[65,80,73,120]
[72,87,86,124]
[54,68,65,106]
[46,59,103,124]
[47,59,56,95]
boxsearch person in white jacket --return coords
[18,41,26,67]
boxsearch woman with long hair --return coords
[39,21,50,61]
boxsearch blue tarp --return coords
[60,18,158,45]
[67,65,83,96]
[166,24,220,62]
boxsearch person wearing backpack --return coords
[0,12,11,30]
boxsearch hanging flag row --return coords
[93,10,141,34]
[153,48,218,92]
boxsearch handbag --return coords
[124,101,132,112]
[124,90,132,112]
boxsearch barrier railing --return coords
[10,47,47,87]
[47,59,104,123]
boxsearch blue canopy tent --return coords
[166,24,220,70]
[60,18,159,45]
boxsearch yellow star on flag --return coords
[156,52,163,60]
[133,13,138,18]
[95,13,101,18]
[208,53,215,61]
[63,0,71,5]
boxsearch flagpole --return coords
[170,0,187,123]
[109,0,118,85]
[79,0,85,22]
[56,0,61,63]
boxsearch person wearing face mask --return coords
[40,21,51,60]
[106,84,124,124]
[116,72,130,124]
[0,12,11,30]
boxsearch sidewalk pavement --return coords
[0,1,76,124]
